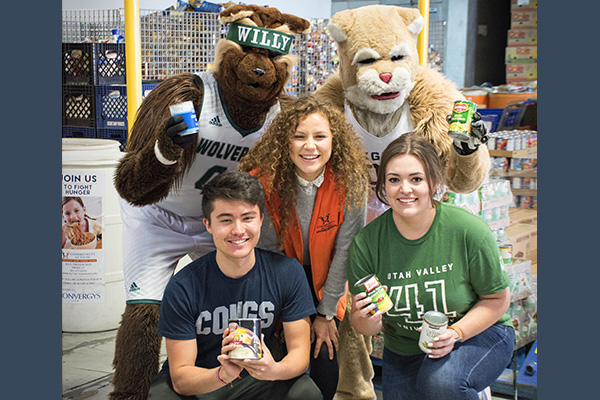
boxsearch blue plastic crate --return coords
[62,125,97,139]
[97,127,128,151]
[63,43,126,86]
[95,85,128,129]
[62,84,97,127]
[142,80,162,100]
[478,108,503,133]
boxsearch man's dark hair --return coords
[201,171,266,221]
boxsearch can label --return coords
[418,311,448,353]
[448,100,477,141]
[354,274,393,314]
[499,244,513,265]
[228,319,262,359]
[169,101,199,136]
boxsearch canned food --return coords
[496,138,508,151]
[169,101,199,136]
[448,100,477,141]
[418,311,448,353]
[354,274,393,314]
[499,244,513,265]
[512,177,522,189]
[228,319,263,359]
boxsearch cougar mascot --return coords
[109,5,310,399]
[314,5,491,399]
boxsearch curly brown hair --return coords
[239,95,371,248]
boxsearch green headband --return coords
[226,23,295,55]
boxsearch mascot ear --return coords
[326,9,354,44]
[398,7,425,36]
[220,4,309,34]
[219,4,254,25]
[280,13,311,34]
[326,21,347,43]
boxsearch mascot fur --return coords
[314,5,491,400]
[109,5,310,400]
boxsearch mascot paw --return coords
[447,112,489,155]
[165,115,198,149]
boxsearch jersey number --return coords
[194,166,227,190]
[387,280,456,322]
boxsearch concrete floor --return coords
[62,328,517,400]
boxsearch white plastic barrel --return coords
[62,138,125,332]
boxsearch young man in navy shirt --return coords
[148,171,322,400]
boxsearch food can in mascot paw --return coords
[448,100,477,141]
[418,311,448,353]
[354,274,393,314]
[228,319,263,359]
[169,101,199,136]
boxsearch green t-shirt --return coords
[348,203,511,356]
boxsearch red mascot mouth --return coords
[371,92,401,100]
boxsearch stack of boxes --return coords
[444,183,537,349]
[506,0,537,85]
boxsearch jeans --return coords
[148,369,323,400]
[309,317,339,400]
[382,324,515,400]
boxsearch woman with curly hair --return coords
[239,95,370,400]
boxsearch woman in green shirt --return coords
[347,133,514,399]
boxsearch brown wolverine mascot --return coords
[314,5,491,400]
[109,5,311,400]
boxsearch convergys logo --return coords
[62,290,102,301]
[316,213,338,233]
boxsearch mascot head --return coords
[214,4,311,104]
[326,5,424,114]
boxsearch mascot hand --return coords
[165,115,197,149]
[446,112,489,155]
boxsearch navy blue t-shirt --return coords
[158,248,316,372]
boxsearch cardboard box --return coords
[506,63,537,82]
[505,45,537,63]
[507,223,537,262]
[511,0,537,10]
[508,28,537,46]
[511,10,537,28]
[509,207,537,225]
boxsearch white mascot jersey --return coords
[156,72,280,217]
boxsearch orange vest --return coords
[251,165,348,320]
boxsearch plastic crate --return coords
[95,85,128,129]
[63,42,126,86]
[62,125,97,139]
[478,108,503,133]
[142,80,162,100]
[97,128,128,150]
[62,84,96,127]
[479,107,522,133]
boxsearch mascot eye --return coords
[357,58,376,65]
[391,55,405,61]
[267,50,280,59]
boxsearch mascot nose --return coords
[253,68,266,76]
[379,73,392,83]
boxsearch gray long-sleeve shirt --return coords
[257,173,366,317]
